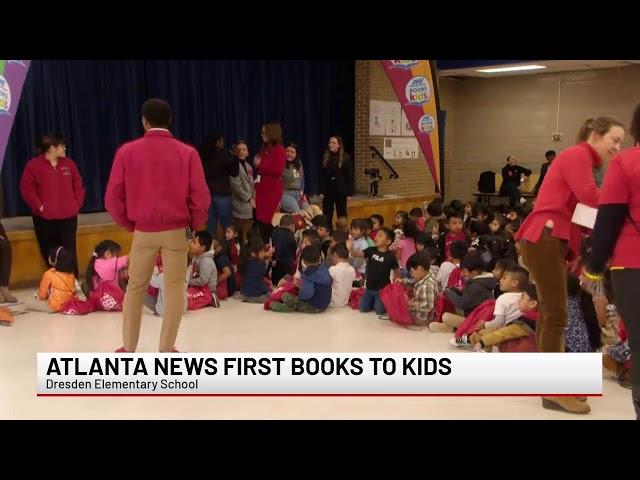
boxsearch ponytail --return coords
[85,240,122,292]
[577,116,624,143]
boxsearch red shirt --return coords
[105,130,210,232]
[598,147,640,268]
[445,231,466,260]
[369,229,379,242]
[19,155,85,220]
[516,142,601,257]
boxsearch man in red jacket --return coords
[105,99,210,353]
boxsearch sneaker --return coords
[449,335,472,348]
[378,314,390,321]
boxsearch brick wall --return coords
[354,60,438,198]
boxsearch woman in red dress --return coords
[253,123,286,243]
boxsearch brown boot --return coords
[542,396,591,414]
[0,287,17,303]
[603,354,621,375]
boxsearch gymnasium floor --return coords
[0,289,634,420]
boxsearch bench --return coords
[473,172,539,206]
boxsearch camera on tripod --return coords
[364,168,382,197]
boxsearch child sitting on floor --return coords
[188,231,219,305]
[144,259,191,316]
[270,244,332,313]
[236,237,272,303]
[27,246,76,313]
[449,265,529,347]
[329,243,356,308]
[369,214,384,242]
[404,249,438,331]
[85,240,129,296]
[213,239,236,299]
[271,214,297,286]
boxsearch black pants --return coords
[271,260,293,286]
[322,191,348,223]
[500,182,520,208]
[0,222,11,287]
[611,269,640,420]
[32,215,79,277]
[256,220,274,246]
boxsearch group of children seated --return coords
[16,197,628,384]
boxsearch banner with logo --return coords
[0,60,31,170]
[381,60,442,193]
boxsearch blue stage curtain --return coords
[1,60,355,217]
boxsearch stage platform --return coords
[4,193,439,288]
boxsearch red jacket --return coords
[517,142,600,258]
[19,155,85,220]
[255,144,286,224]
[105,130,210,232]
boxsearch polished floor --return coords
[0,289,634,420]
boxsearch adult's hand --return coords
[253,155,262,168]
[250,198,256,208]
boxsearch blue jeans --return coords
[280,190,309,213]
[208,196,233,236]
[359,288,386,315]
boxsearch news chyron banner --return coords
[381,60,441,193]
[37,353,602,396]
[0,60,30,170]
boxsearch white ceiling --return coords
[438,60,640,78]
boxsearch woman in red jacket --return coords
[19,133,85,277]
[253,123,286,243]
[583,103,640,419]
[517,117,624,415]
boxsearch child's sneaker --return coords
[449,335,472,348]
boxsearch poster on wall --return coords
[401,109,413,136]
[0,60,31,170]
[381,60,442,192]
[369,100,386,136]
[383,137,419,160]
[384,102,401,136]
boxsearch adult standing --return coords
[518,116,625,414]
[200,133,239,237]
[533,150,556,195]
[500,156,532,208]
[0,183,17,303]
[253,123,286,243]
[583,104,640,419]
[280,142,309,213]
[19,132,85,277]
[105,98,210,353]
[320,135,353,222]
[229,140,255,242]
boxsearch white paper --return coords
[385,102,401,136]
[571,203,597,229]
[401,109,413,136]
[383,137,420,160]
[369,100,386,136]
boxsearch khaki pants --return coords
[471,323,532,350]
[234,218,254,244]
[123,228,189,352]
[520,231,568,353]
[443,312,465,328]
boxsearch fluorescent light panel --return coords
[476,65,547,73]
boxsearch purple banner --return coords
[0,60,31,170]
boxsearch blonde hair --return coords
[576,117,624,143]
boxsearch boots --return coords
[0,287,17,304]
[542,396,591,414]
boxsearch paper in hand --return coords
[571,203,597,229]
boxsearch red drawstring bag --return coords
[187,285,214,310]
[455,299,496,338]
[433,268,466,323]
[498,334,538,352]
[379,283,413,326]
[216,275,229,300]
[263,280,299,310]
[90,281,125,311]
[349,287,365,310]
[60,298,96,316]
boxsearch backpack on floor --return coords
[187,285,214,310]
[90,281,125,312]
[379,283,413,326]
[455,299,496,338]
[60,297,96,316]
[349,287,366,310]
[263,279,299,310]
[478,171,496,193]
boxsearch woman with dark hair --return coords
[229,140,255,242]
[19,132,85,277]
[320,135,353,221]
[253,123,286,242]
[200,132,239,236]
[518,116,625,415]
[583,104,640,419]
[280,142,309,213]
[0,183,17,303]
[500,156,532,208]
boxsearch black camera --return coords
[364,168,382,197]
[364,168,381,177]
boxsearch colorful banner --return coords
[381,60,442,193]
[0,60,31,170]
